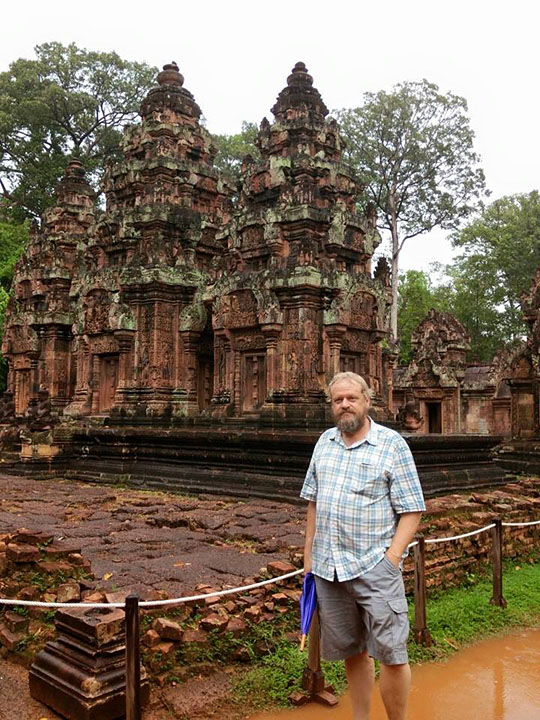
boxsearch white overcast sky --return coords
[3,0,539,274]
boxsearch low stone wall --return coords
[10,422,507,501]
[402,476,540,591]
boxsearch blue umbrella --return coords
[299,572,317,651]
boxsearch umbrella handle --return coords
[300,634,307,652]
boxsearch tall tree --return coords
[0,42,157,218]
[337,80,486,339]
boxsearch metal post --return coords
[490,518,507,608]
[413,536,432,646]
[125,594,141,720]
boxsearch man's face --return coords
[330,379,370,434]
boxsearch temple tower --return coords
[65,63,231,418]
[3,160,95,414]
[211,63,392,423]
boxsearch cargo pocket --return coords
[388,597,409,647]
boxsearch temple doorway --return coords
[340,353,367,376]
[242,353,266,412]
[197,319,214,411]
[426,401,442,433]
[15,370,31,415]
[98,354,119,413]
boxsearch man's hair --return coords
[328,372,374,401]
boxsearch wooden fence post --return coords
[413,536,432,646]
[299,608,338,707]
[125,594,141,720]
[490,518,507,608]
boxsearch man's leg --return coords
[345,650,375,720]
[379,661,411,720]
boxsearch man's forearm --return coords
[304,501,316,573]
[386,511,423,563]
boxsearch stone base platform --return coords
[494,437,540,477]
[9,422,507,500]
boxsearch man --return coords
[301,372,425,720]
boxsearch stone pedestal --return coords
[29,606,149,720]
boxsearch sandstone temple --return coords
[1,61,539,493]
[2,62,393,427]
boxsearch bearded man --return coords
[301,372,425,720]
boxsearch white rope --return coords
[0,568,303,610]
[0,518,537,610]
[425,523,495,545]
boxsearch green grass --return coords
[234,557,540,710]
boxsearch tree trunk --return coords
[389,195,400,340]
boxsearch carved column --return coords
[115,331,135,390]
[261,324,282,397]
[91,353,100,414]
[325,324,347,379]
[179,331,200,400]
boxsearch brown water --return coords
[252,628,540,720]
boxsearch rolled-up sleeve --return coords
[389,437,426,513]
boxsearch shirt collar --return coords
[329,417,379,447]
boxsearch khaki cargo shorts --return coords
[314,555,410,665]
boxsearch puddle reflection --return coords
[251,628,540,720]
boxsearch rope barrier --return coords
[425,523,495,545]
[0,568,303,610]
[0,517,537,610]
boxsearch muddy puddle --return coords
[252,628,540,720]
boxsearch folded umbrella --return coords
[299,571,317,651]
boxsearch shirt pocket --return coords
[349,461,388,501]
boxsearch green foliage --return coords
[0,219,26,388]
[212,121,259,184]
[0,42,157,218]
[234,640,347,710]
[0,219,28,290]
[442,192,540,361]
[407,557,540,664]
[336,80,486,337]
[234,558,540,710]
[397,270,445,364]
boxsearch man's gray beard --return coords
[337,415,361,433]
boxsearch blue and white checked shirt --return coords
[300,419,425,582]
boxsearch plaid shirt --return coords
[300,419,425,581]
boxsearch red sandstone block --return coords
[142,629,161,647]
[181,629,208,646]
[56,583,81,603]
[267,560,296,576]
[225,617,247,637]
[243,606,262,623]
[6,543,40,563]
[153,618,183,641]
[11,529,53,545]
[3,611,28,633]
[18,586,40,601]
[36,560,73,574]
[0,625,24,651]
[271,592,289,606]
[200,613,229,632]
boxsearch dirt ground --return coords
[0,471,307,719]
